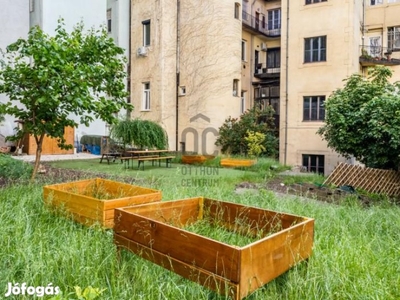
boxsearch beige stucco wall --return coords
[130,0,242,154]
[280,0,362,175]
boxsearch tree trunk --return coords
[30,133,45,182]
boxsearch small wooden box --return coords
[43,178,162,228]
[220,158,256,168]
[114,197,314,299]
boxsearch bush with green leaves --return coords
[110,118,168,149]
[0,154,33,180]
[318,66,400,169]
[215,107,278,157]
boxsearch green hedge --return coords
[0,154,33,180]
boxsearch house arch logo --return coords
[181,113,219,156]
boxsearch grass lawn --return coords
[0,158,399,299]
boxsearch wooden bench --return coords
[100,152,122,164]
[121,155,159,169]
[137,156,175,170]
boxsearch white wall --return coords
[0,0,30,141]
[39,0,110,142]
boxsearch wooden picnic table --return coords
[122,150,174,170]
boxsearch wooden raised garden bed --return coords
[43,178,162,228]
[220,158,256,168]
[182,155,216,164]
[114,197,314,299]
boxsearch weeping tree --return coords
[110,118,168,150]
[0,20,132,181]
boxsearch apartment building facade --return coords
[129,0,400,174]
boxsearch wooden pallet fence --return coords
[324,162,400,196]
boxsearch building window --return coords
[370,0,383,5]
[302,155,324,174]
[388,27,400,50]
[267,48,281,69]
[234,2,240,19]
[388,0,400,2]
[241,40,247,61]
[305,0,327,4]
[233,79,239,96]
[142,20,151,46]
[142,82,150,110]
[304,36,326,63]
[267,9,281,30]
[29,0,34,12]
[303,96,325,121]
[107,9,112,33]
[241,91,246,113]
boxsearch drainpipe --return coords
[175,0,180,151]
[127,0,132,119]
[284,0,289,165]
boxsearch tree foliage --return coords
[0,20,132,180]
[110,118,168,150]
[215,106,278,157]
[317,66,400,170]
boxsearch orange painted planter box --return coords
[220,158,256,168]
[114,197,314,299]
[43,178,162,228]
[181,155,216,164]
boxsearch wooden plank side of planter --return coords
[203,198,305,237]
[114,234,240,299]
[114,208,241,282]
[48,179,97,194]
[238,219,314,299]
[120,197,203,226]
[103,192,162,210]
[43,188,105,220]
[220,159,256,168]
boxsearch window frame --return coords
[107,9,112,33]
[305,0,327,4]
[302,154,325,174]
[304,36,327,63]
[303,95,325,121]
[233,79,239,97]
[142,82,151,111]
[241,91,246,113]
[142,20,151,47]
[388,26,400,51]
[234,2,240,19]
[267,9,281,31]
[241,40,247,61]
[370,0,383,5]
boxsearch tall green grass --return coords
[1,159,399,299]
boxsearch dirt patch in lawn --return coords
[236,177,396,207]
[0,163,142,189]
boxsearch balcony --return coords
[242,11,281,38]
[359,46,400,67]
[254,63,281,79]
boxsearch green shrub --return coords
[215,107,278,157]
[0,154,33,180]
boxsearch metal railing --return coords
[254,63,281,76]
[242,10,281,37]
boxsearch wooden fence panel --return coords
[324,163,400,196]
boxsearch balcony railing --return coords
[254,63,281,78]
[359,45,400,66]
[242,11,281,37]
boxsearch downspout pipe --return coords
[175,0,180,151]
[284,0,289,165]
